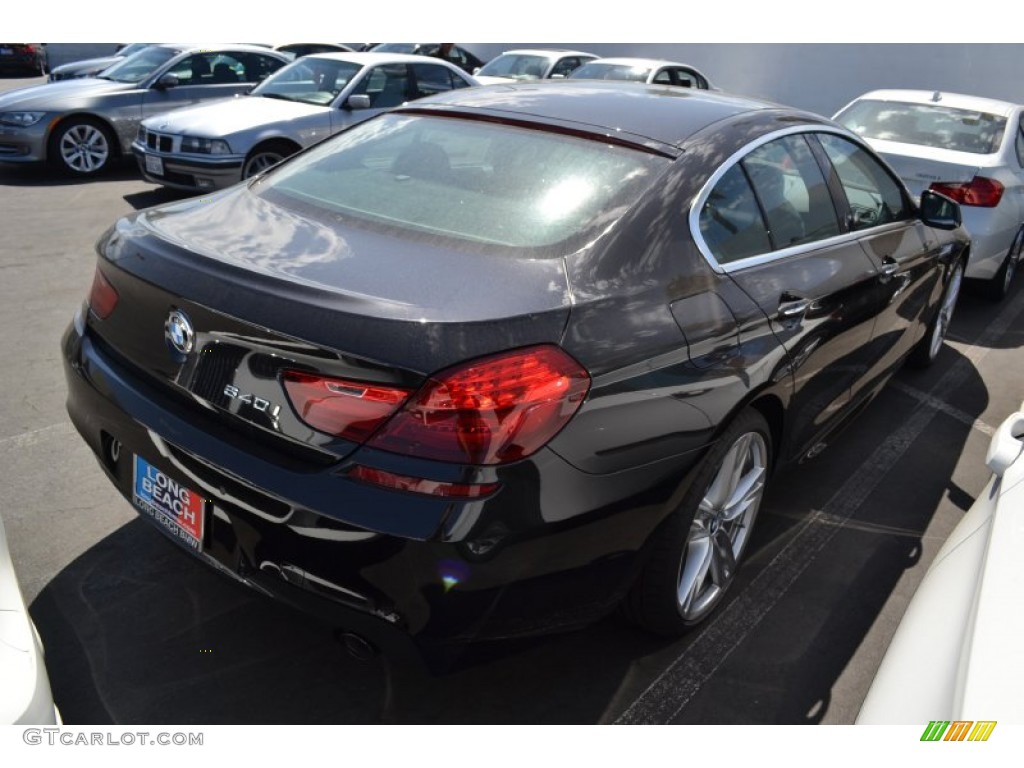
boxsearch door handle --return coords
[777,295,811,322]
[880,258,900,280]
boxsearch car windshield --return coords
[99,46,181,83]
[477,54,549,80]
[252,58,362,105]
[570,62,653,82]
[254,113,667,251]
[836,99,1008,155]
[116,43,153,58]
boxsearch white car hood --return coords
[143,95,331,137]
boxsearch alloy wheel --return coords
[58,123,110,174]
[677,430,768,622]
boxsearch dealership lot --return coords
[3,71,1024,725]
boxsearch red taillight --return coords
[88,268,118,319]
[348,465,500,498]
[281,371,412,442]
[929,177,1004,207]
[367,345,591,465]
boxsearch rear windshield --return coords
[253,113,667,251]
[836,99,1007,155]
[477,54,549,80]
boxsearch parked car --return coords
[0,512,60,724]
[273,43,356,60]
[62,81,968,657]
[472,48,597,84]
[133,52,477,192]
[0,44,47,76]
[0,43,289,177]
[834,89,1024,300]
[857,403,1024,724]
[48,43,154,82]
[368,43,484,74]
[569,57,714,89]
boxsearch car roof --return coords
[495,49,597,58]
[848,89,1022,117]
[400,80,816,153]
[582,57,704,70]
[154,43,286,55]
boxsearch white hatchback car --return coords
[834,90,1024,300]
[857,403,1024,724]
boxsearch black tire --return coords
[242,141,298,179]
[621,408,772,636]
[984,229,1023,301]
[49,117,116,177]
[909,260,964,369]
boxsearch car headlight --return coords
[0,111,46,128]
[180,137,232,155]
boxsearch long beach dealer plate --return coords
[133,455,205,551]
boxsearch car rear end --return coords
[62,108,690,654]
[835,92,1022,282]
[0,44,46,75]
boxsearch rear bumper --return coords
[62,310,694,653]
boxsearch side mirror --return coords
[472,66,481,75]
[346,94,371,110]
[550,73,565,79]
[155,73,179,90]
[919,189,962,230]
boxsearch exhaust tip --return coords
[336,630,379,661]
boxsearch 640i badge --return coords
[132,456,206,551]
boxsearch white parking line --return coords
[614,295,1024,724]
[0,422,72,448]
[889,380,995,436]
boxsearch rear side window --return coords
[411,63,468,98]
[817,134,910,230]
[698,133,840,264]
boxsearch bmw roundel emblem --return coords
[164,309,195,355]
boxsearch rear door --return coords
[695,130,885,459]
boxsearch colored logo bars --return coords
[921,721,997,742]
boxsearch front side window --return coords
[411,63,463,98]
[253,59,361,105]
[817,133,909,230]
[351,64,411,109]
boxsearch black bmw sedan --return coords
[62,82,968,657]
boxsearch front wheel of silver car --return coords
[242,141,297,180]
[51,118,114,176]
[621,408,772,636]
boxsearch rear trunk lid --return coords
[88,186,572,459]
[868,138,983,197]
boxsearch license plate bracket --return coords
[132,455,206,551]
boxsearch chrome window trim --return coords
[689,124,911,274]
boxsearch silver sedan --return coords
[132,52,477,193]
[0,44,290,177]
